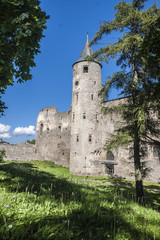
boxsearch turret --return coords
[70,35,102,176]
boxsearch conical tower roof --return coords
[76,34,93,62]
[73,34,102,67]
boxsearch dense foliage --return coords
[90,0,160,203]
[0,149,5,162]
[0,0,49,114]
[0,161,159,240]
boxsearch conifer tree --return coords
[90,0,160,203]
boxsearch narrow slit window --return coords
[94,81,96,85]
[83,113,86,119]
[89,135,92,142]
[76,93,78,101]
[91,94,94,100]
[73,112,75,122]
[77,135,79,142]
[83,66,88,73]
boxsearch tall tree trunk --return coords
[132,57,144,204]
[134,121,144,204]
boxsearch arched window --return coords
[106,151,114,174]
[107,151,114,161]
[89,135,92,143]
[91,94,94,100]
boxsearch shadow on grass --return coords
[0,162,86,202]
[101,176,160,210]
[0,162,159,240]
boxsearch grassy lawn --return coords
[0,160,159,240]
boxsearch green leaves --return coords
[91,0,160,202]
[0,0,49,115]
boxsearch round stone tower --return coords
[70,35,103,176]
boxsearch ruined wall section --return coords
[101,97,160,183]
[0,142,37,161]
[36,106,71,167]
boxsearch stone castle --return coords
[35,35,160,182]
[1,36,160,183]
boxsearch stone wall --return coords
[36,106,70,167]
[0,142,37,161]
[100,98,160,183]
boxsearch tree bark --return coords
[134,121,144,204]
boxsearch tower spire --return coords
[73,34,102,68]
[75,34,93,63]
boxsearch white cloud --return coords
[13,125,36,136]
[0,133,11,139]
[0,123,11,133]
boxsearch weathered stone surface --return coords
[36,106,70,167]
[2,39,160,184]
[0,142,37,161]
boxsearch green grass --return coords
[0,160,160,240]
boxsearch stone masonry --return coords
[35,35,160,183]
[0,141,37,161]
[1,35,160,183]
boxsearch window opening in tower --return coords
[76,93,78,101]
[73,112,75,122]
[83,66,88,73]
[40,123,43,135]
[91,94,94,100]
[89,135,92,142]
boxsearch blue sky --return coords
[0,0,159,144]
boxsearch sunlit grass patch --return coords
[0,160,159,240]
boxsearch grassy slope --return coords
[0,160,159,240]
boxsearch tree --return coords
[0,0,49,115]
[90,0,160,203]
[140,15,160,81]
[26,139,35,144]
[0,149,6,162]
